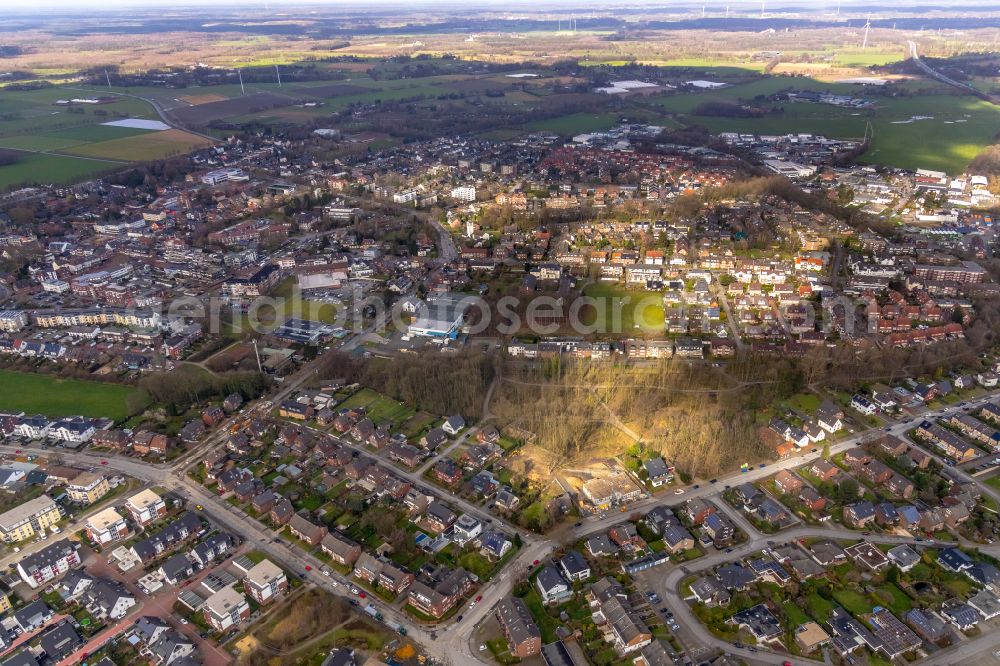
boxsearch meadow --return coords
[0,370,136,420]
[651,75,1000,174]
[63,128,213,161]
[0,86,208,189]
[523,112,621,134]
[0,152,119,189]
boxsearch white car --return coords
[480,645,487,652]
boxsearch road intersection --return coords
[3,384,999,665]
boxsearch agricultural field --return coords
[0,152,119,190]
[523,112,621,135]
[62,128,213,161]
[0,86,216,190]
[0,370,136,420]
[650,73,1000,174]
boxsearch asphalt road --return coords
[4,384,998,666]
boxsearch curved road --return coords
[4,380,998,666]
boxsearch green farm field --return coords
[523,112,621,134]
[63,128,214,161]
[0,370,136,420]
[651,75,1000,173]
[0,152,119,189]
[0,86,212,190]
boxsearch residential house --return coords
[535,566,572,605]
[287,514,327,546]
[321,532,362,566]
[496,596,541,658]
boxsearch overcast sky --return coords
[6,1,990,11]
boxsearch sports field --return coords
[0,370,136,420]
[580,282,665,334]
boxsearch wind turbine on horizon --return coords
[862,14,872,49]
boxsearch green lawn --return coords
[337,387,416,425]
[782,601,810,626]
[523,112,620,134]
[650,74,1000,173]
[581,282,665,335]
[0,86,165,189]
[784,393,822,414]
[874,583,913,615]
[0,370,137,420]
[0,151,118,189]
[832,589,871,616]
[805,592,834,621]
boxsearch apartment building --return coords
[16,540,80,589]
[242,559,287,606]
[203,585,250,632]
[125,489,168,526]
[85,507,129,545]
[0,495,62,543]
[66,473,110,505]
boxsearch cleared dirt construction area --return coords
[62,128,214,161]
[171,91,293,125]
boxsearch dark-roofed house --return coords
[288,514,327,546]
[941,600,981,631]
[423,501,457,533]
[868,608,922,658]
[938,547,974,573]
[716,564,754,591]
[160,553,195,585]
[133,615,170,645]
[82,577,136,620]
[407,567,474,619]
[129,512,203,564]
[14,599,53,633]
[905,608,949,643]
[149,630,195,665]
[536,565,572,605]
[496,596,541,658]
[38,621,82,662]
[269,498,294,526]
[588,577,651,655]
[643,458,674,487]
[730,604,781,643]
[690,576,730,606]
[586,534,618,557]
[16,539,80,589]
[191,533,236,569]
[887,545,920,572]
[844,500,876,529]
[559,551,591,582]
[321,532,362,566]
